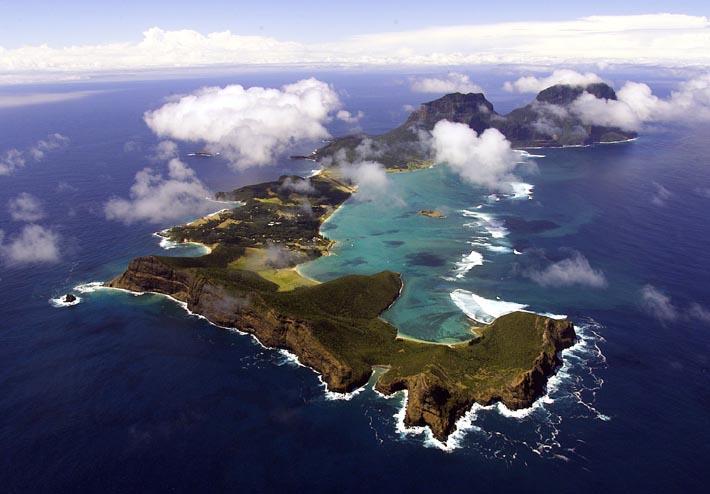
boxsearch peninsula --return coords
[108,172,576,441]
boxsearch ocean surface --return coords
[1,70,709,492]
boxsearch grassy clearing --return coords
[257,268,317,291]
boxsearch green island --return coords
[108,85,621,441]
[109,170,575,441]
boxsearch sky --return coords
[1,0,707,46]
[0,1,708,83]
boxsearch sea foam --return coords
[449,289,528,324]
[453,250,484,279]
[49,295,81,308]
[508,182,534,200]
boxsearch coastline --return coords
[75,278,586,451]
[102,168,578,446]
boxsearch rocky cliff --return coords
[109,255,576,442]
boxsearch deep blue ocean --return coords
[1,70,709,492]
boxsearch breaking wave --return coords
[453,250,484,279]
[461,210,508,239]
[449,289,528,324]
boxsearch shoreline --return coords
[100,166,581,447]
[74,279,587,451]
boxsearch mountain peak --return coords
[405,92,496,133]
[536,82,617,105]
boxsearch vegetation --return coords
[112,169,574,439]
[311,83,637,169]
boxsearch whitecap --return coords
[461,210,509,239]
[74,281,106,293]
[49,295,81,308]
[485,245,512,254]
[449,289,528,324]
[453,250,484,279]
[508,182,534,200]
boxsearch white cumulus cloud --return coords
[640,285,710,325]
[338,161,393,203]
[526,252,608,288]
[411,73,483,94]
[430,120,520,191]
[0,225,61,265]
[571,74,710,131]
[104,157,212,224]
[503,69,604,93]
[8,193,45,222]
[336,109,364,124]
[144,78,343,169]
[0,133,70,175]
[640,285,678,322]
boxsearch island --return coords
[418,209,446,219]
[108,171,576,441]
[311,82,637,170]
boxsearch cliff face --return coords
[109,256,576,442]
[108,256,371,393]
[375,317,575,441]
[403,92,497,134]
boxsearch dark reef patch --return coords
[405,252,447,267]
[384,240,405,247]
[502,216,559,234]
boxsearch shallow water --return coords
[1,72,708,492]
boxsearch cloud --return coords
[570,74,710,131]
[264,243,303,268]
[651,182,672,207]
[689,303,710,323]
[8,193,45,222]
[0,133,70,175]
[571,90,642,131]
[411,72,483,94]
[27,133,71,161]
[144,78,343,168]
[640,285,710,324]
[104,158,211,224]
[503,69,604,93]
[0,224,60,265]
[338,161,393,203]
[430,120,520,190]
[336,109,364,124]
[2,15,709,83]
[0,90,103,109]
[526,252,607,288]
[0,149,26,176]
[280,177,315,195]
[152,140,179,161]
[640,285,678,322]
[123,140,142,153]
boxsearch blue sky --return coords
[0,0,707,47]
